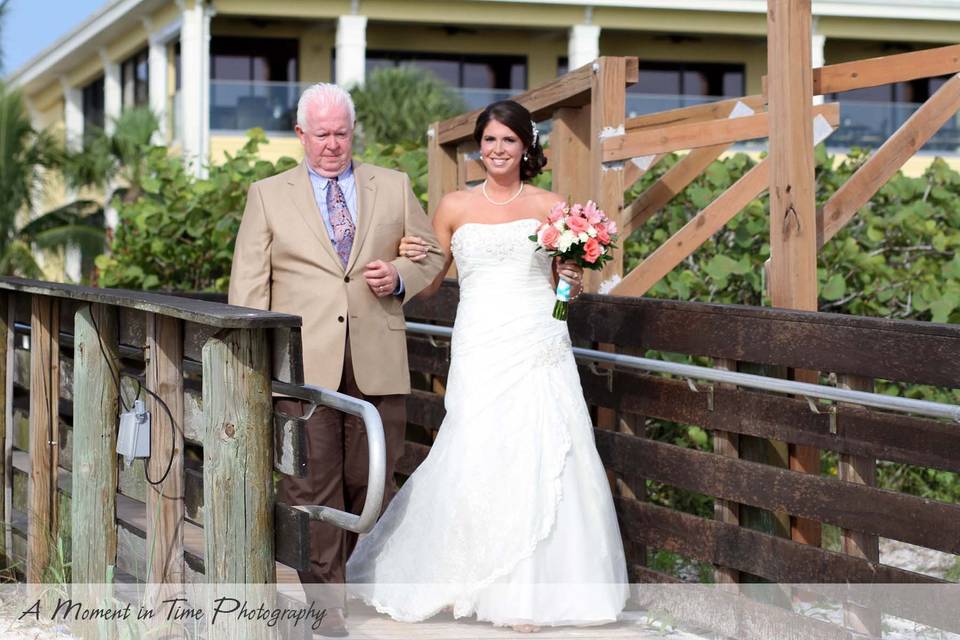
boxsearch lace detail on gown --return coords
[347,217,628,626]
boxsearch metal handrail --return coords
[405,322,960,424]
[272,381,386,534]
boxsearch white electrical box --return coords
[117,399,150,465]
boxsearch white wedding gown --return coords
[347,217,629,626]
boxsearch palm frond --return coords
[0,239,43,278]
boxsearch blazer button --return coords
[343,276,350,283]
[338,316,345,323]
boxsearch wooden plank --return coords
[603,102,838,161]
[436,57,639,145]
[838,373,882,637]
[808,44,960,96]
[550,106,592,204]
[625,94,766,131]
[712,358,740,585]
[598,431,960,555]
[28,295,58,582]
[579,366,960,474]
[623,153,665,191]
[0,276,300,330]
[396,441,430,477]
[818,74,960,247]
[71,304,119,583]
[402,282,459,324]
[274,502,310,572]
[145,313,185,585]
[406,389,445,432]
[622,143,731,236]
[616,498,940,584]
[3,295,12,565]
[0,294,7,568]
[429,119,464,210]
[406,335,450,377]
[202,328,274,584]
[612,159,769,297]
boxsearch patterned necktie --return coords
[326,176,355,267]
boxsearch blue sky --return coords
[3,0,106,75]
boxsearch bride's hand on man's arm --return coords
[399,235,430,262]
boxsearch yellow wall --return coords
[210,133,303,165]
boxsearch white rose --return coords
[587,226,598,237]
[578,232,589,243]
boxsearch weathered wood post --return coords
[145,313,185,586]
[766,0,821,547]
[0,293,8,568]
[28,295,59,582]
[71,303,120,583]
[202,327,273,639]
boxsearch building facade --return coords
[8,0,960,172]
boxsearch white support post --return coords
[812,18,826,105]
[143,18,170,143]
[335,15,367,89]
[100,49,122,135]
[60,77,84,152]
[568,24,600,70]
[179,0,211,175]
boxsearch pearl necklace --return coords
[481,180,524,206]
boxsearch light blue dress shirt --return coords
[306,163,404,296]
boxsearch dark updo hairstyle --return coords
[473,100,547,181]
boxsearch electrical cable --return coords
[87,308,176,486]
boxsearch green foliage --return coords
[351,66,466,146]
[357,141,430,204]
[96,129,296,291]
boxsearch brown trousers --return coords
[276,338,406,607]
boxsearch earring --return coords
[523,153,529,161]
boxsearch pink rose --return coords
[539,225,560,250]
[595,224,610,244]
[604,219,618,236]
[583,237,602,263]
[566,215,590,235]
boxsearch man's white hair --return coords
[296,83,356,128]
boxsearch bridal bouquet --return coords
[530,200,618,320]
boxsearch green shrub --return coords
[95,129,296,291]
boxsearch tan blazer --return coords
[228,160,445,395]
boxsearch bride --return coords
[346,100,628,631]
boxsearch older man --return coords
[229,83,445,636]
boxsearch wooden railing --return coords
[402,281,960,637]
[0,277,312,592]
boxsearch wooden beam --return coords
[612,159,769,297]
[625,95,767,131]
[623,153,666,191]
[603,102,838,162]
[0,294,7,568]
[622,143,732,236]
[202,328,274,584]
[590,57,629,291]
[767,0,819,548]
[762,43,960,97]
[550,106,592,203]
[436,56,639,145]
[71,304,119,584]
[28,295,58,583]
[426,121,458,217]
[713,358,740,585]
[818,73,960,247]
[146,313,185,585]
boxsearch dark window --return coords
[829,76,951,104]
[81,76,105,138]
[631,61,745,97]
[361,51,527,90]
[211,36,298,82]
[557,56,568,77]
[121,48,149,109]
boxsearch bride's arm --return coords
[398,195,457,299]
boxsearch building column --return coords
[144,20,170,143]
[60,77,84,152]
[100,50,122,135]
[335,15,367,89]
[179,0,212,175]
[568,24,600,71]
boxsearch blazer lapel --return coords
[287,161,342,269]
[346,161,378,274]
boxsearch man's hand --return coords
[364,260,400,297]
